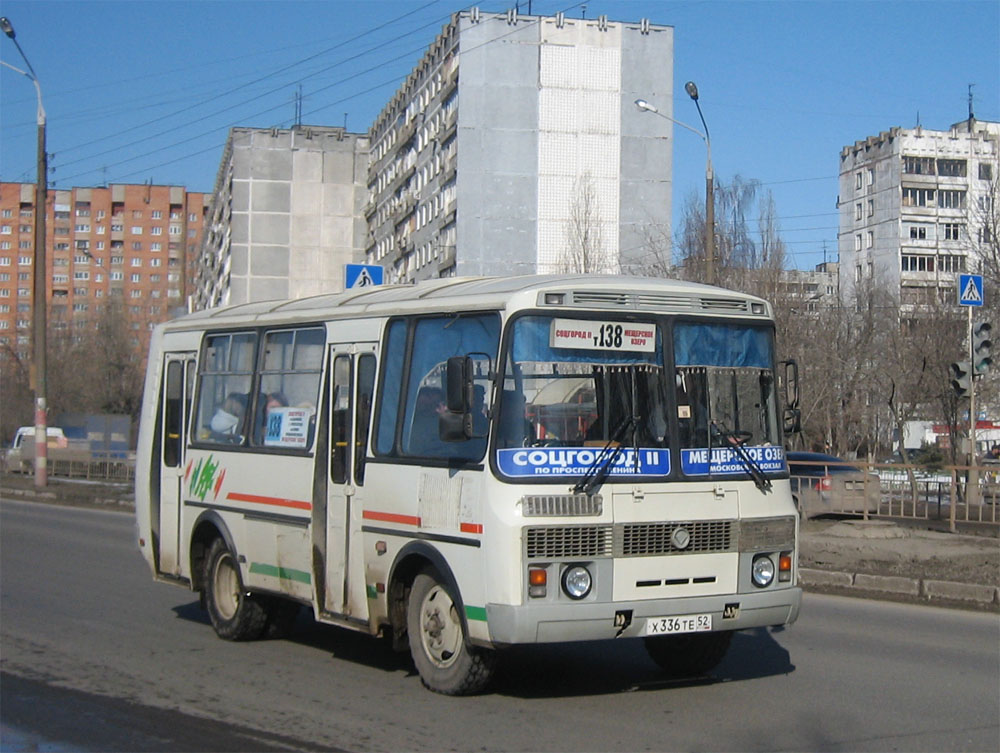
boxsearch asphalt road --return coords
[1,499,998,753]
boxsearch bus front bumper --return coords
[483,587,801,646]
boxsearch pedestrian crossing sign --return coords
[345,264,384,289]
[958,274,984,307]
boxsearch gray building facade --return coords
[194,126,369,308]
[366,9,673,283]
[838,118,999,308]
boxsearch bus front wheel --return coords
[644,630,733,677]
[406,570,496,695]
[203,537,267,641]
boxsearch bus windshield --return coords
[494,315,783,481]
[674,321,783,477]
[495,315,670,480]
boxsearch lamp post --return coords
[1,17,48,487]
[635,81,714,284]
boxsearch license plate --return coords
[644,613,712,636]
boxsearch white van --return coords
[5,426,67,472]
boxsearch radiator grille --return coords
[617,520,735,556]
[525,525,613,559]
[521,493,603,517]
[524,517,795,560]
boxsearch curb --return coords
[799,567,1000,606]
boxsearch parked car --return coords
[4,426,67,473]
[787,451,879,518]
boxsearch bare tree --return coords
[560,172,616,274]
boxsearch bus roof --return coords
[164,275,771,331]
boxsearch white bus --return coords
[136,275,802,694]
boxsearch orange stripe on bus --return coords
[363,510,421,526]
[226,492,312,511]
[460,522,483,534]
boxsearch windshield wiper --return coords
[710,420,772,493]
[572,414,636,495]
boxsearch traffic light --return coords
[973,321,992,375]
[950,361,972,397]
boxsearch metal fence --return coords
[4,453,135,482]
[792,460,999,530]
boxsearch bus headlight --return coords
[751,555,775,588]
[561,565,592,599]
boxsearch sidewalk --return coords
[2,474,997,611]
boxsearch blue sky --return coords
[1,0,997,271]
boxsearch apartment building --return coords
[192,126,369,309]
[365,9,673,283]
[0,182,207,356]
[838,118,1000,308]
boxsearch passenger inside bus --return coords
[210,392,247,442]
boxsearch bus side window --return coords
[330,355,351,484]
[355,354,376,484]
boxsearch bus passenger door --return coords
[158,354,195,576]
[322,344,377,618]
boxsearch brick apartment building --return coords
[0,182,208,357]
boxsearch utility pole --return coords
[1,17,48,486]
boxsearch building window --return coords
[939,190,966,209]
[110,272,123,281]
[855,172,863,190]
[943,223,963,241]
[867,168,875,186]
[980,227,993,244]
[131,273,141,283]
[901,255,934,272]
[866,231,874,248]
[150,258,161,267]
[133,210,143,219]
[131,226,143,235]
[867,199,874,217]
[131,257,142,267]
[18,256,31,266]
[151,242,162,252]
[909,225,927,240]
[132,241,142,251]
[980,163,993,181]
[855,203,863,221]
[151,210,162,219]
[75,224,90,233]
[937,159,967,177]
[903,156,935,175]
[151,227,163,236]
[902,187,935,207]
[855,234,862,251]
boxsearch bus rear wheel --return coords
[644,630,733,677]
[406,570,496,695]
[203,537,267,641]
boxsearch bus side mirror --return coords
[445,356,473,413]
[441,356,474,441]
[781,359,800,410]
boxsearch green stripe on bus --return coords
[249,562,311,585]
[366,584,378,599]
[465,605,487,622]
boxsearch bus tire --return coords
[406,570,495,695]
[643,630,733,677]
[203,537,267,641]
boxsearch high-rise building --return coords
[193,126,369,309]
[365,9,673,283]
[0,182,207,356]
[838,118,999,308]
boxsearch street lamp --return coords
[635,81,715,284]
[1,16,49,487]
